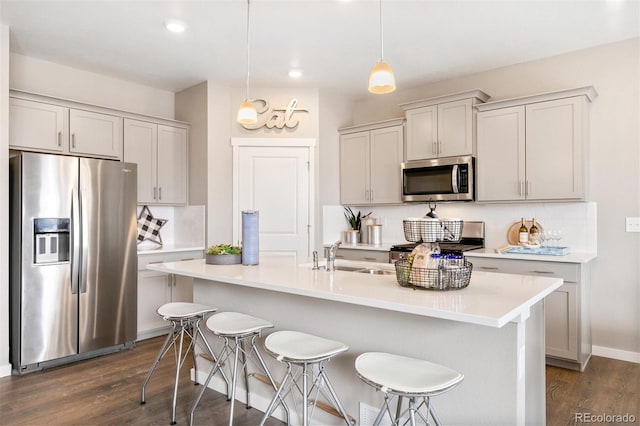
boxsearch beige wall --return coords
[176,82,208,207]
[205,87,321,246]
[10,53,175,119]
[318,89,354,250]
[350,38,640,356]
[0,25,10,377]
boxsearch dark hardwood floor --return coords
[0,337,638,425]
[546,357,639,425]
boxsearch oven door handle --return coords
[451,164,459,193]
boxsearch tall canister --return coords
[241,210,259,265]
[368,224,383,245]
[361,216,376,244]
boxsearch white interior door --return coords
[233,139,314,260]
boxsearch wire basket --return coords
[402,219,463,243]
[394,259,473,290]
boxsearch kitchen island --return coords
[148,254,562,425]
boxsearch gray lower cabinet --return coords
[468,256,591,371]
[136,250,203,340]
[328,247,390,263]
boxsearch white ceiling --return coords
[1,0,638,101]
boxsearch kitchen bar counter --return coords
[147,254,560,425]
[148,255,561,328]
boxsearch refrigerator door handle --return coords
[79,185,88,294]
[71,190,80,294]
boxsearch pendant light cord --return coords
[379,0,384,61]
[245,0,251,101]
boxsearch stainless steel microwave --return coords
[401,156,474,202]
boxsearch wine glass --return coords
[539,230,548,247]
[555,230,563,248]
[546,230,556,247]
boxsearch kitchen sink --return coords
[331,265,394,275]
[332,265,365,272]
[355,268,395,275]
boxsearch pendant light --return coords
[237,0,257,124]
[368,0,396,94]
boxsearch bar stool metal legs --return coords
[190,312,289,426]
[140,303,229,425]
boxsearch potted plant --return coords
[343,207,372,244]
[205,244,242,265]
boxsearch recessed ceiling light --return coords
[288,69,303,78]
[164,19,187,33]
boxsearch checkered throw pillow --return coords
[137,206,167,245]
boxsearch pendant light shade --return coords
[237,0,257,124]
[368,60,396,94]
[237,100,258,124]
[368,0,396,94]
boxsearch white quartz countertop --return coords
[138,243,205,255]
[323,242,393,251]
[147,254,562,328]
[465,248,596,263]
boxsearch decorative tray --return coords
[502,245,570,256]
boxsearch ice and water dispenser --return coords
[33,218,70,264]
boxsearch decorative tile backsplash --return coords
[323,202,597,252]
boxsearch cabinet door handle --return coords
[432,141,437,155]
[370,189,374,201]
[363,257,377,261]
[153,187,157,200]
[71,133,76,149]
[438,141,442,155]
[181,258,195,261]
[479,266,499,270]
[526,181,531,196]
[158,187,162,201]
[365,189,369,201]
[530,270,554,275]
[519,180,525,196]
[57,131,62,147]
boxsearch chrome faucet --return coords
[326,240,342,271]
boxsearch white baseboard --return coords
[190,366,344,425]
[0,363,12,377]
[592,345,640,364]
[191,368,290,423]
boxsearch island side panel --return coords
[193,278,539,425]
[525,299,547,425]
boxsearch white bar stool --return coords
[355,352,464,426]
[140,302,230,425]
[190,312,289,426]
[259,330,354,426]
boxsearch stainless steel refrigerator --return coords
[9,152,138,374]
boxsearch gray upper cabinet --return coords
[10,97,123,160]
[69,109,122,159]
[401,90,490,161]
[339,119,404,205]
[476,87,597,202]
[124,119,188,205]
[9,98,68,153]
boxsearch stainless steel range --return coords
[389,221,485,263]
